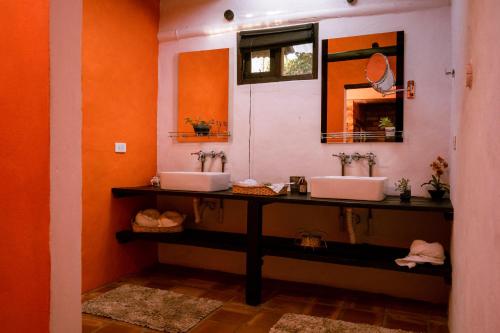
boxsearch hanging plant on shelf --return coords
[184,117,214,136]
[395,177,411,202]
[421,156,450,200]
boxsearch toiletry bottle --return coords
[298,177,308,194]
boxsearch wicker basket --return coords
[232,184,288,196]
[132,222,183,233]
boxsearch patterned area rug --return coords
[82,284,222,332]
[270,313,414,333]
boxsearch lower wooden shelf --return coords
[116,229,451,280]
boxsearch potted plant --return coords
[185,117,214,136]
[421,156,450,200]
[378,117,395,141]
[395,177,411,202]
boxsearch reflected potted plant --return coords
[378,117,395,141]
[421,156,450,200]
[185,117,214,136]
[395,177,411,202]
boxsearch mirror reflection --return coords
[321,31,404,143]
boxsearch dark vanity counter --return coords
[112,186,453,215]
[113,185,453,305]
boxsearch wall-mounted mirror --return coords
[321,31,404,143]
[172,48,230,143]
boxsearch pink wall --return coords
[50,0,82,331]
[449,0,500,331]
[157,2,453,302]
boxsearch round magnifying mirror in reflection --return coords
[366,53,395,94]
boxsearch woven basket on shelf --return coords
[232,185,288,196]
[132,222,183,233]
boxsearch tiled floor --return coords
[82,265,449,333]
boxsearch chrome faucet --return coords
[216,151,227,172]
[332,152,352,176]
[364,152,376,177]
[191,150,206,172]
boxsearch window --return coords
[237,23,318,84]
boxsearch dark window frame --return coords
[237,23,318,85]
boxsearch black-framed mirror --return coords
[321,31,404,143]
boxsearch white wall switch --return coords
[115,142,126,153]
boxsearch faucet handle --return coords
[190,150,205,160]
[351,152,364,161]
[332,152,352,164]
[365,152,376,165]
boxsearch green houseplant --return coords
[378,117,395,140]
[421,156,450,200]
[185,117,214,136]
[395,177,411,202]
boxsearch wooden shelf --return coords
[116,229,451,279]
[112,186,453,217]
[113,185,453,304]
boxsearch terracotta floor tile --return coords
[169,285,206,297]
[245,309,284,328]
[83,264,449,333]
[202,289,238,302]
[387,298,447,317]
[428,320,449,333]
[190,319,240,333]
[82,317,104,333]
[305,303,341,319]
[222,302,260,315]
[384,312,428,332]
[95,322,143,333]
[338,308,384,326]
[182,277,218,289]
[208,309,256,325]
[262,295,311,314]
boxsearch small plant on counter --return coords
[395,177,411,202]
[378,117,395,140]
[421,156,450,200]
[184,117,215,136]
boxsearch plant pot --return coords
[384,126,396,141]
[428,189,446,201]
[192,124,211,136]
[400,190,411,202]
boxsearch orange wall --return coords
[0,1,50,331]
[82,0,159,291]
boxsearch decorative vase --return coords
[428,189,445,201]
[192,124,211,136]
[400,190,411,202]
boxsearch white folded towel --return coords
[158,211,186,228]
[135,209,161,227]
[395,240,445,268]
[234,179,286,194]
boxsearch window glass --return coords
[282,43,313,76]
[251,50,271,73]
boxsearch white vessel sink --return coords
[310,176,387,201]
[159,172,231,192]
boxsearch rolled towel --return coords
[158,211,187,228]
[395,240,445,268]
[135,209,161,227]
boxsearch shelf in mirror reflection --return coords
[321,131,403,143]
[168,131,231,138]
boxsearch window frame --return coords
[237,23,318,85]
